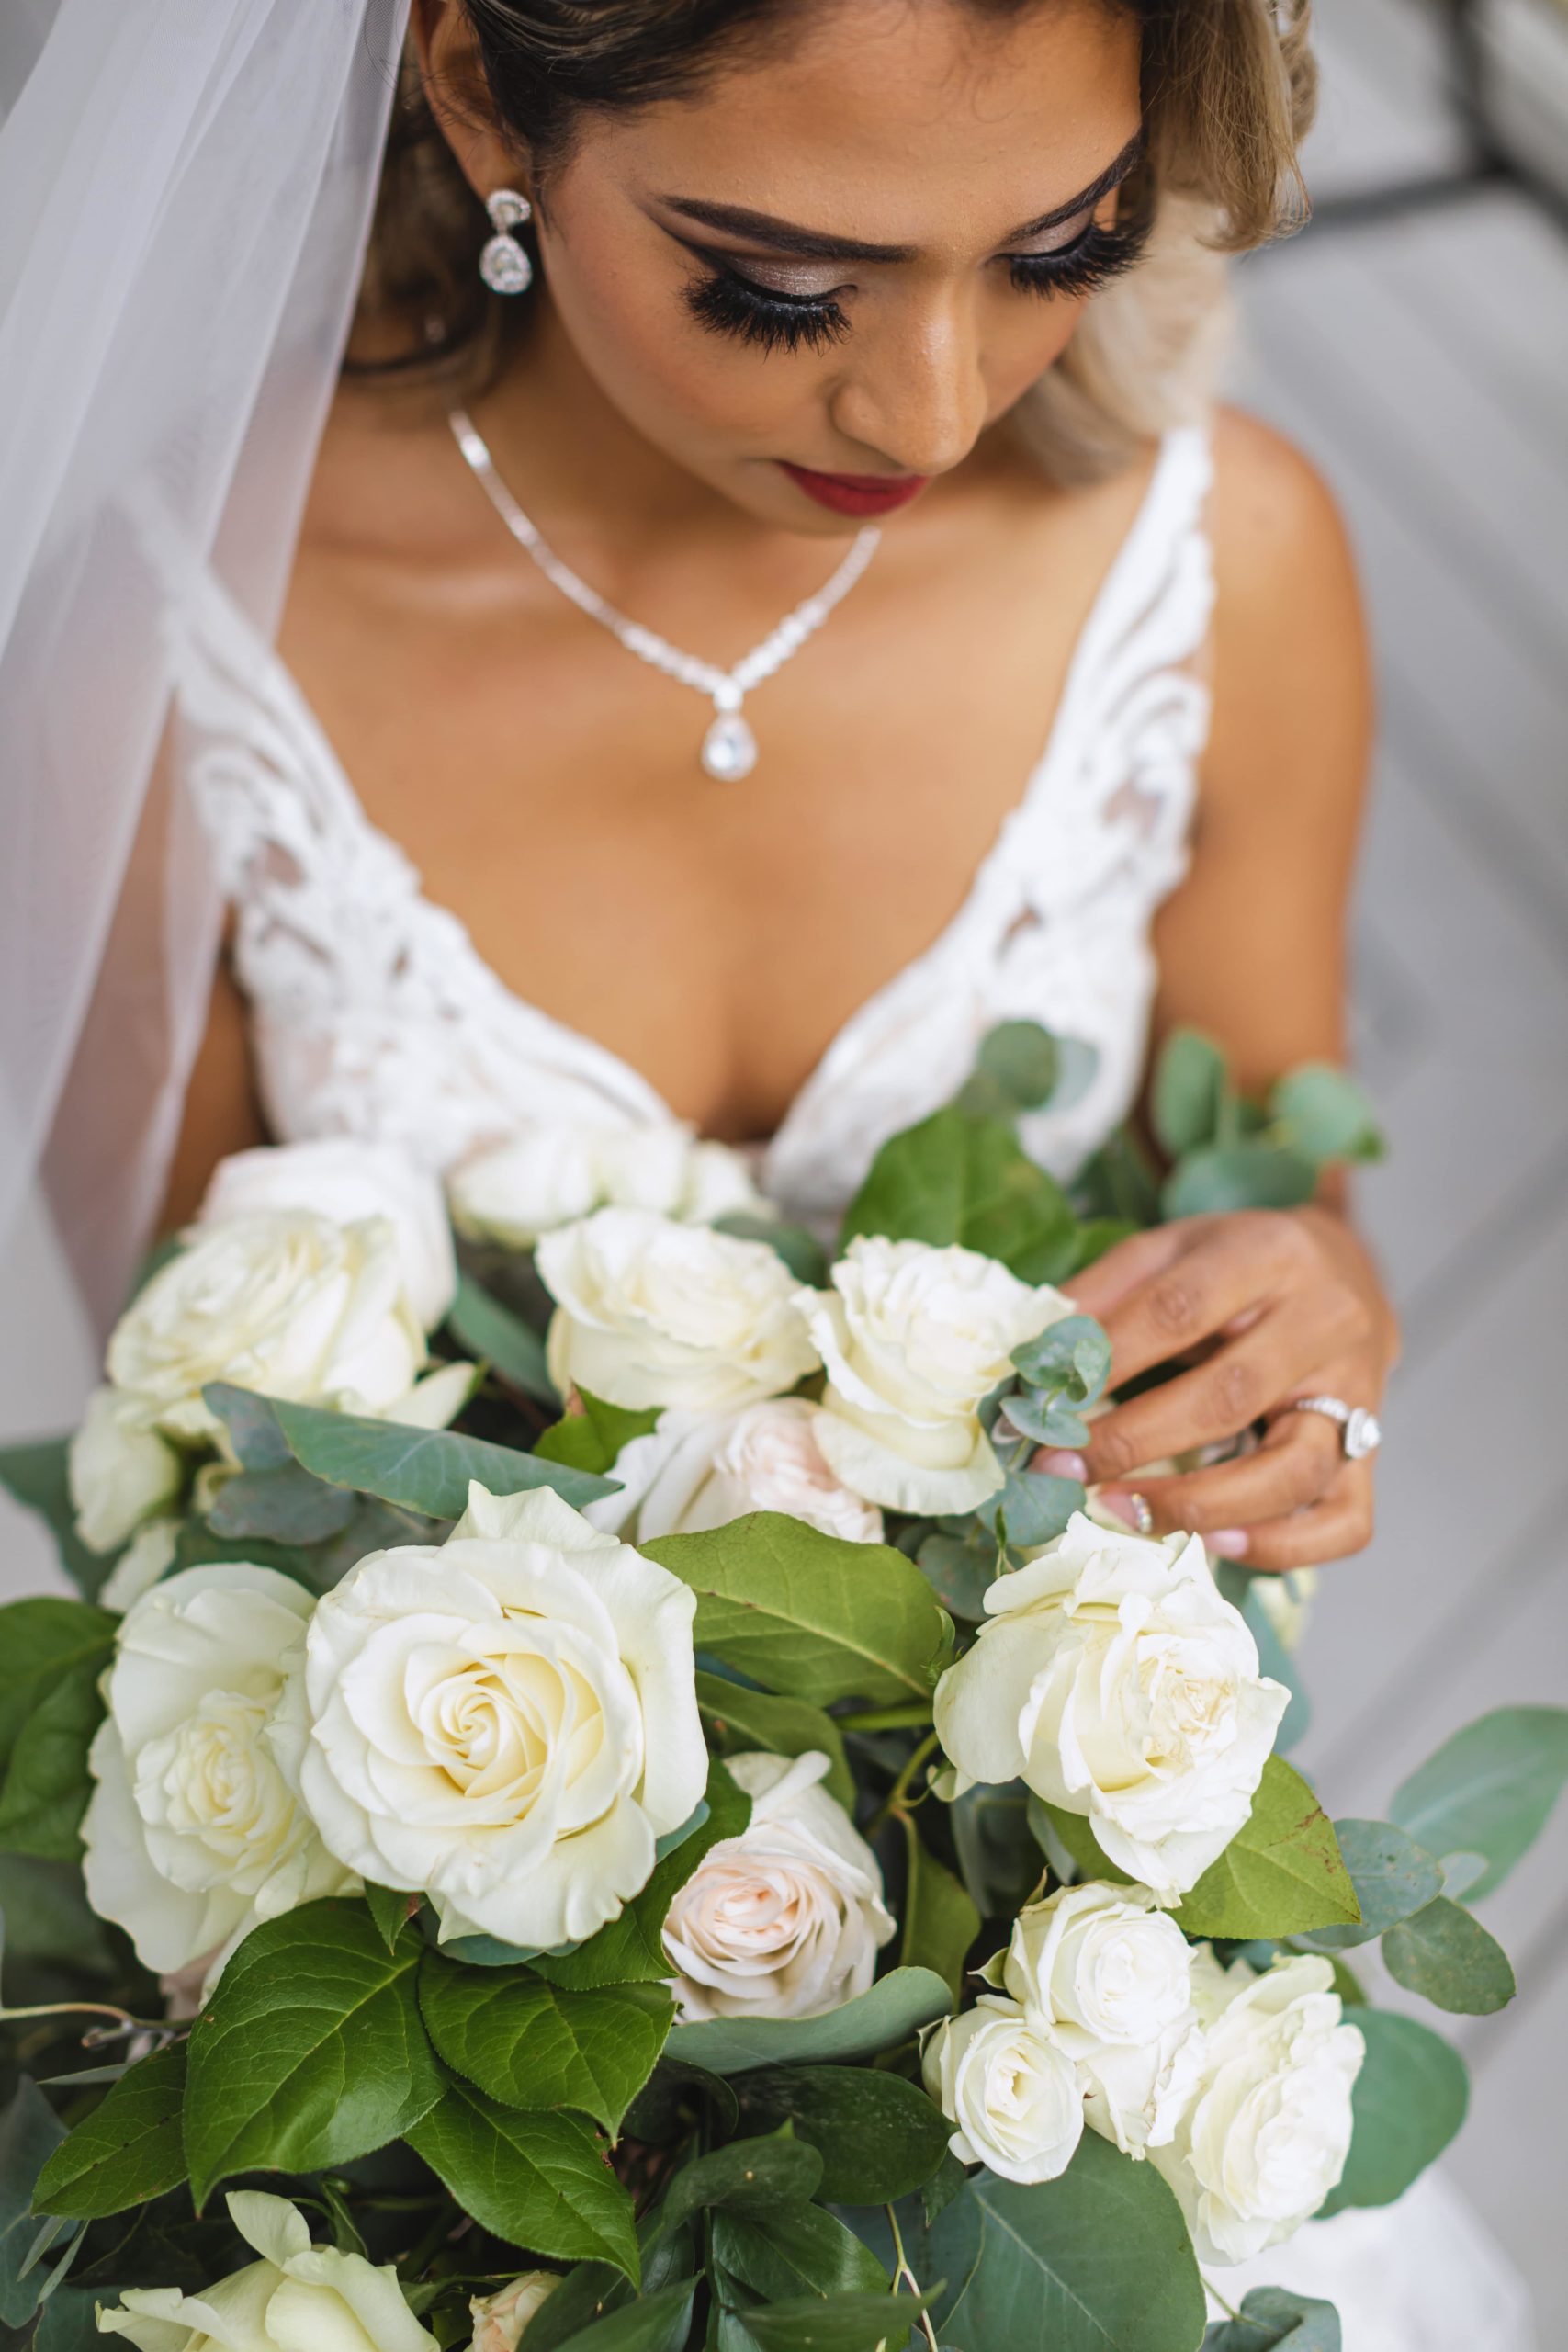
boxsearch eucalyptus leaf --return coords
[1389,1705,1568,1905]
[1269,1065,1384,1166]
[1318,2009,1468,2215]
[408,2082,638,2279]
[183,1900,445,2206]
[645,1515,951,1710]
[1151,1030,1230,1159]
[32,2045,186,2221]
[446,1272,558,1404]
[980,1468,1080,1552]
[695,1674,853,1810]
[1160,1144,1319,1221]
[973,1021,1062,1111]
[914,1528,1001,1623]
[418,1957,672,2136]
[1381,1897,1516,2016]
[738,2066,950,2205]
[666,1967,951,2076]
[1204,2285,1342,2350]
[1168,1758,1359,1940]
[839,1107,1077,1284]
[204,1461,358,1544]
[899,1821,980,2006]
[1297,1820,1444,1952]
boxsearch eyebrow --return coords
[657,132,1145,264]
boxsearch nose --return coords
[828,300,989,479]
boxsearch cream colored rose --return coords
[468,2273,560,2350]
[984,1883,1204,2155]
[451,1120,767,1250]
[921,1996,1084,2184]
[99,1516,180,1612]
[299,1483,708,1951]
[97,2189,438,2350]
[934,1514,1289,1901]
[69,1387,183,1555]
[107,1211,426,1442]
[199,1138,457,1330]
[82,1565,355,1981]
[628,1399,884,1544]
[663,1750,895,2020]
[797,1237,1074,1514]
[1153,1950,1364,2264]
[538,1208,818,1416]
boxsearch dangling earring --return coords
[479,188,534,295]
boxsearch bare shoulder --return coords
[1207,405,1361,623]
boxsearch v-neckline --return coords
[245,428,1201,1168]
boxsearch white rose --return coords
[631,1399,884,1544]
[920,1996,1085,2184]
[97,2190,437,2351]
[82,1565,355,1980]
[797,1237,1074,1514]
[933,1514,1289,1901]
[663,1750,895,2020]
[106,1210,427,1442]
[1153,1950,1364,2264]
[468,2273,560,2350]
[299,1483,708,1951]
[539,1208,818,1416]
[99,1516,180,1612]
[451,1121,767,1249]
[200,1139,457,1330]
[69,1388,183,1554]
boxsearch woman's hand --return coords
[1032,1206,1399,1570]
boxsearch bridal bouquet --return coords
[1,1025,1562,2352]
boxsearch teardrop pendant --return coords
[701,710,758,782]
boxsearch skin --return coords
[166,0,1397,1569]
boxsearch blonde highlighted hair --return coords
[358,0,1316,484]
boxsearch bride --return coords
[0,0,1536,2344]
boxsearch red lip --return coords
[779,461,930,516]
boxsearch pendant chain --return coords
[448,408,882,780]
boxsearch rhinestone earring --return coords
[479,188,534,295]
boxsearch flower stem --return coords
[838,1702,936,1734]
[870,1731,942,1838]
[1202,2273,1245,2323]
[886,2202,941,2352]
[0,2000,167,2037]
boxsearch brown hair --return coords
[356,0,1316,483]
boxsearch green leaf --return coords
[714,1217,831,1290]
[543,2278,698,2351]
[644,1515,951,1710]
[364,1883,420,1952]
[0,1653,107,1861]
[0,2081,66,2327]
[840,1107,1077,1283]
[1269,1065,1384,1166]
[1028,1795,1129,1890]
[922,2149,967,2228]
[695,1674,852,1810]
[183,1900,445,2206]
[950,1783,1041,1920]
[971,1021,1062,1113]
[533,1759,750,1991]
[914,1527,1001,1624]
[900,1822,980,2006]
[1204,2285,1341,2350]
[741,2290,931,2350]
[1389,1705,1568,1904]
[1319,2008,1468,2215]
[419,1957,672,2136]
[1297,1820,1444,1952]
[1380,1897,1516,2016]
[522,2210,695,2352]
[980,1467,1079,1552]
[739,2067,950,2205]
[204,1460,358,1544]
[1168,1758,1360,1940]
[1160,1144,1319,1221]
[408,2080,638,2278]
[928,2131,1204,2351]
[1151,1030,1230,1159]
[0,1442,115,1602]
[446,1272,558,1404]
[0,1856,115,1975]
[664,2130,824,2229]
[203,1385,612,1520]
[32,2045,186,2220]
[1074,1129,1159,1228]
[0,1601,117,1768]
[714,2202,891,2305]
[665,1967,951,2077]
[535,1388,661,1478]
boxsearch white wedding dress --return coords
[171,422,1536,2352]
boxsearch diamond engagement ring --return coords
[1285,1395,1382,1460]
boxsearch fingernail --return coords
[1033,1450,1088,1480]
[1210,1530,1249,1559]
[1095,1490,1153,1535]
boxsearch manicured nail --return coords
[1034,1450,1088,1481]
[1210,1530,1249,1559]
[1094,1490,1152,1535]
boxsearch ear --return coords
[410,0,532,207]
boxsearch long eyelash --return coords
[685,267,850,356]
[1007,215,1152,301]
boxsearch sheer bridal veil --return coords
[0,0,410,1365]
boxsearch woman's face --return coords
[433,0,1144,535]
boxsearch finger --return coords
[1099,1411,1342,1542]
[1090,1215,1317,1389]
[1083,1295,1355,1486]
[1065,1224,1199,1320]
[1234,1463,1376,1572]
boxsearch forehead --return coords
[580,0,1144,241]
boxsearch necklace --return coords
[448,409,883,782]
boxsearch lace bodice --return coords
[175,427,1214,1224]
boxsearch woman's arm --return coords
[159,953,266,1230]
[1050,410,1399,1569]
